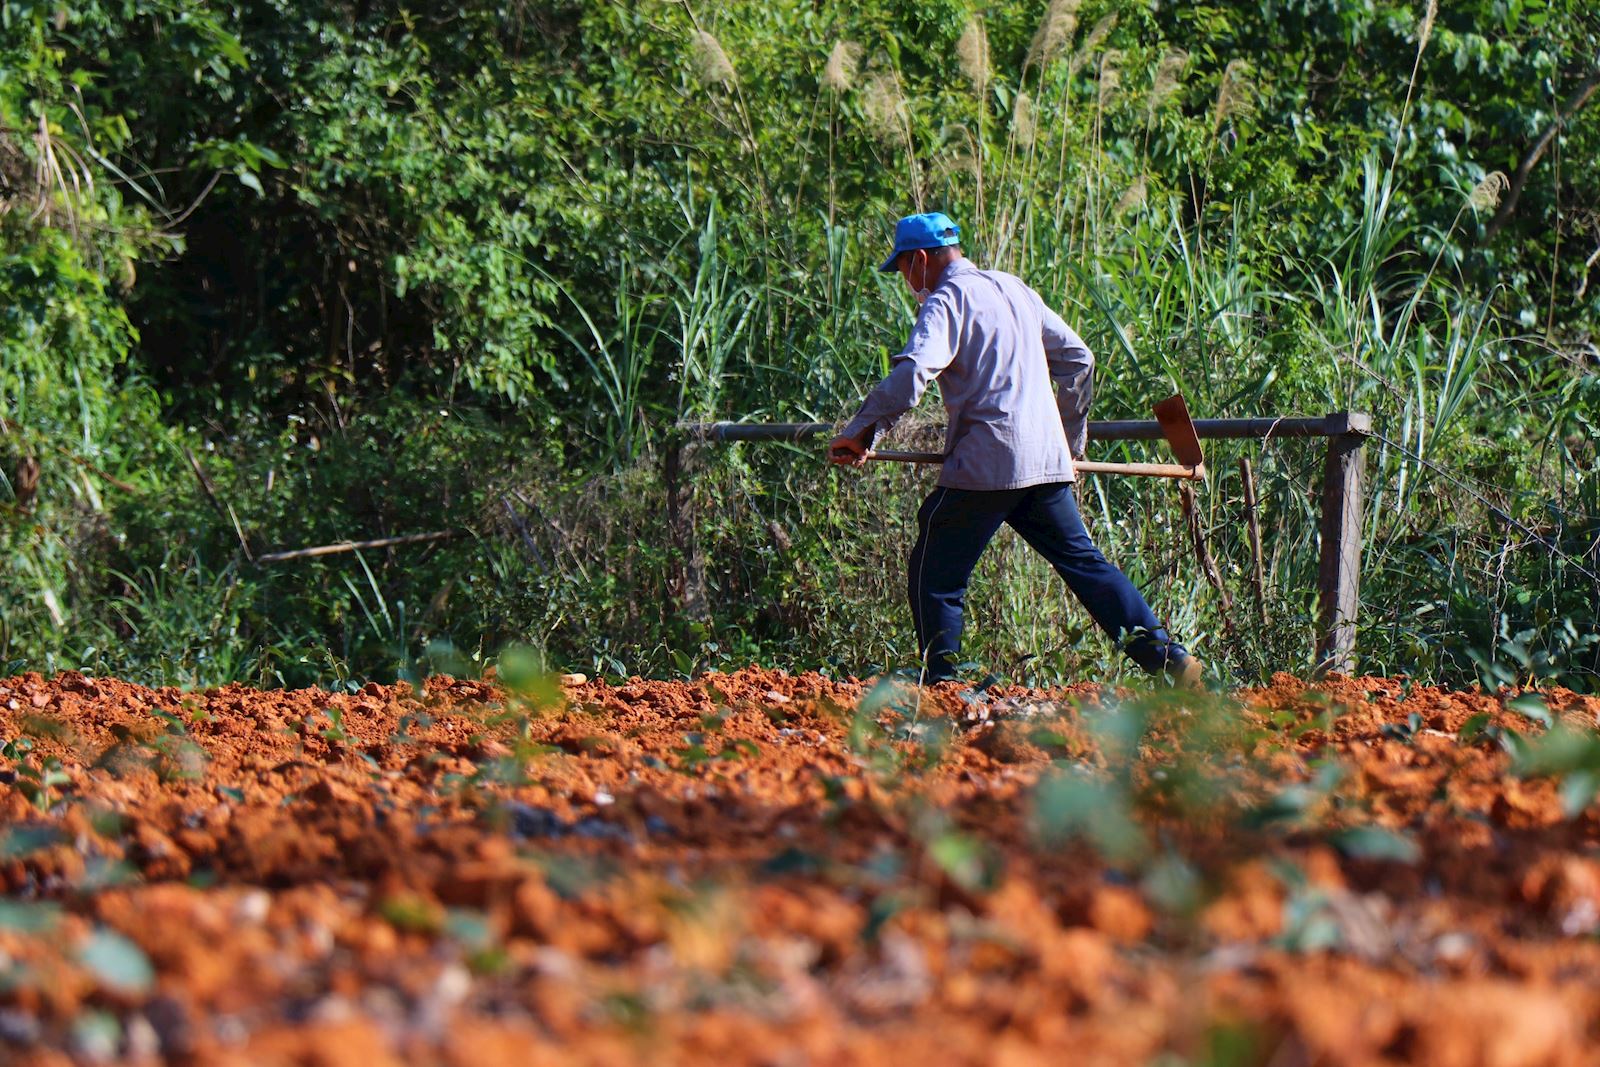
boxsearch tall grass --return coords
[593,21,1595,688]
[248,13,1585,688]
[5,6,1592,691]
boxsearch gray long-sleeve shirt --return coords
[841,258,1094,491]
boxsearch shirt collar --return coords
[936,257,977,291]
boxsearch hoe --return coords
[864,393,1207,480]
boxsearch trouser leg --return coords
[907,487,1012,680]
[1005,482,1190,674]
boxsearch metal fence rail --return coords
[684,413,1368,444]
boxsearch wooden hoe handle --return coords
[864,450,1205,480]
[860,393,1207,480]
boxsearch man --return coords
[829,212,1202,687]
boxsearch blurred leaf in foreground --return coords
[77,929,154,994]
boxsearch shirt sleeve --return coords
[840,295,960,445]
[1038,298,1094,459]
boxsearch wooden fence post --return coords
[1315,413,1372,675]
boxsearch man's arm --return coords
[837,297,960,448]
[1038,300,1094,459]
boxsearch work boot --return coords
[1167,656,1205,691]
[917,652,961,686]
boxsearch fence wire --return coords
[1367,429,1600,584]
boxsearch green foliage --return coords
[1507,718,1600,816]
[0,0,1595,686]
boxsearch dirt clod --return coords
[1,668,1598,1064]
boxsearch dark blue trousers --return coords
[908,481,1188,680]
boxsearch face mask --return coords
[908,255,931,305]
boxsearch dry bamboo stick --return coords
[184,446,254,561]
[1180,483,1235,635]
[255,530,458,564]
[50,447,138,493]
[1240,456,1268,624]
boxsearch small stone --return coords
[144,995,195,1055]
[508,803,567,839]
[765,690,791,704]
[1201,943,1259,972]
[304,922,334,956]
[594,790,615,806]
[213,1015,248,1046]
[571,817,630,842]
[434,964,472,1007]
[310,996,354,1023]
[124,1015,160,1058]
[0,1009,41,1043]
[69,1012,120,1062]
[1562,897,1600,936]
[1433,932,1475,961]
[235,889,271,924]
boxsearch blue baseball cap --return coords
[878,212,962,272]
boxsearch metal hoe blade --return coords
[1153,393,1206,478]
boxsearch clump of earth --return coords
[2,667,1598,1065]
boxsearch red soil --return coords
[1,668,1599,1065]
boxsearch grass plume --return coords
[1468,171,1508,213]
[690,30,736,87]
[862,73,910,147]
[1114,175,1147,215]
[822,41,861,93]
[1027,0,1083,71]
[1070,13,1118,77]
[1148,49,1189,117]
[957,18,990,98]
[1417,0,1438,50]
[1098,50,1124,109]
[1211,59,1253,137]
[1011,90,1037,148]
